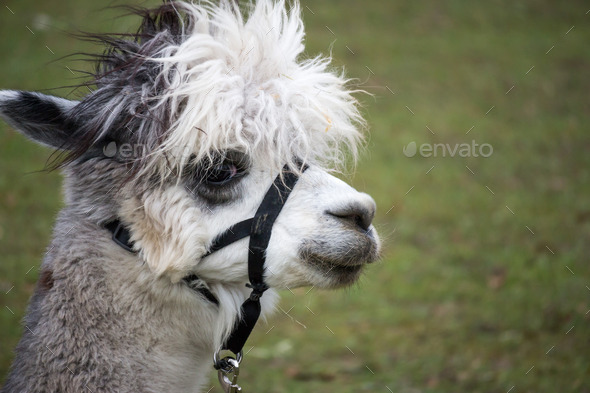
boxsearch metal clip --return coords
[217,357,242,393]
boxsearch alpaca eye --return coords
[205,162,239,185]
[185,152,249,204]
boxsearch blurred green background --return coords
[1,0,589,392]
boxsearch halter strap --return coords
[219,165,305,357]
[204,218,254,256]
[103,220,220,307]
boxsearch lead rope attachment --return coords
[215,350,243,393]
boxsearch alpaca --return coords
[0,1,380,392]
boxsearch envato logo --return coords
[103,141,147,158]
[403,140,493,158]
[102,142,195,160]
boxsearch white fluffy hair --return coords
[143,0,365,179]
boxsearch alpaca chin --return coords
[298,227,381,288]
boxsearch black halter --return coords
[206,163,306,367]
[105,163,306,369]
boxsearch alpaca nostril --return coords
[327,202,375,232]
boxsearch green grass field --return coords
[1,0,589,391]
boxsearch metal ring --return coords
[213,348,243,371]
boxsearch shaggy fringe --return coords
[65,0,366,180]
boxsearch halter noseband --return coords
[105,163,307,375]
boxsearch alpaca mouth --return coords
[307,257,365,275]
[298,232,379,286]
[300,254,367,287]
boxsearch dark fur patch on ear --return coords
[1,91,80,152]
[8,92,67,128]
[38,269,55,291]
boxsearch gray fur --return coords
[1,158,215,392]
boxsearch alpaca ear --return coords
[0,90,79,149]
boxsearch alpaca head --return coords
[0,1,380,292]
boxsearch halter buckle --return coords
[245,282,268,301]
